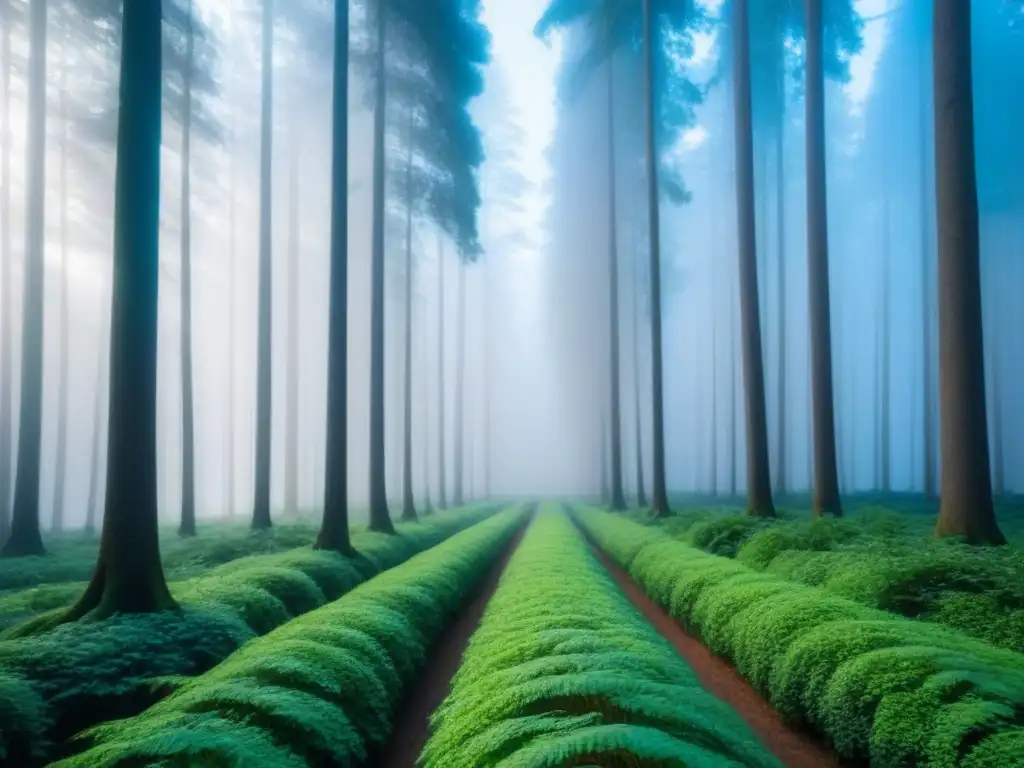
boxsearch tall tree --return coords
[400,109,417,521]
[0,0,11,546]
[3,0,48,556]
[932,0,1004,545]
[178,0,196,537]
[52,31,71,533]
[731,0,774,517]
[284,100,301,519]
[67,0,175,616]
[804,0,842,517]
[919,27,937,500]
[315,0,353,553]
[631,209,647,508]
[251,0,274,531]
[436,235,447,509]
[452,260,467,506]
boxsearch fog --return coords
[0,0,1021,533]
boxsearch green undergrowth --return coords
[644,505,1024,652]
[574,506,1024,767]
[54,506,525,767]
[421,505,782,768]
[0,505,497,765]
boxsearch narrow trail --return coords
[375,515,530,768]
[588,542,848,768]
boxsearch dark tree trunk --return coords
[0,0,12,546]
[179,1,197,538]
[284,111,300,519]
[251,0,274,531]
[436,235,447,509]
[67,0,175,617]
[3,0,48,557]
[315,0,353,553]
[605,58,626,511]
[367,5,393,533]
[452,260,466,507]
[731,0,775,518]
[932,0,1004,545]
[774,104,787,495]
[401,114,416,522]
[641,0,669,517]
[804,0,842,518]
[53,35,70,533]
[919,36,938,500]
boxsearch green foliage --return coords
[573,506,1024,766]
[420,505,781,768]
[55,507,524,767]
[0,506,497,764]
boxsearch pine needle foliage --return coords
[420,505,781,768]
[572,506,1024,766]
[52,507,525,767]
[0,505,499,764]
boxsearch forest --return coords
[0,0,1022,765]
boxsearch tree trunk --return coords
[731,0,775,518]
[251,0,273,531]
[729,263,738,498]
[641,0,670,517]
[600,417,609,504]
[420,283,433,515]
[452,260,466,507]
[605,58,626,511]
[804,0,842,518]
[0,0,12,546]
[631,231,647,509]
[920,36,938,500]
[990,332,1004,496]
[179,1,197,538]
[880,195,891,492]
[226,57,237,520]
[482,259,492,500]
[401,112,416,522]
[284,108,300,519]
[710,300,719,495]
[53,34,70,533]
[436,234,447,509]
[3,0,48,557]
[367,5,393,534]
[932,0,1004,545]
[774,106,787,495]
[315,0,353,553]
[85,324,107,535]
[67,0,175,616]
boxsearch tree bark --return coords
[179,0,197,538]
[401,111,416,521]
[0,0,12,546]
[284,105,300,519]
[67,0,175,616]
[436,234,447,509]
[932,0,1004,545]
[251,0,274,531]
[3,0,48,557]
[53,33,70,533]
[367,4,393,533]
[452,260,467,507]
[641,0,669,517]
[804,0,842,517]
[731,0,775,518]
[315,0,353,554]
[774,100,787,495]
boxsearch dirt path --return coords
[590,544,848,768]
[374,520,529,768]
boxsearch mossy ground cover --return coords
[574,505,1024,767]
[52,506,525,767]
[0,504,498,764]
[422,504,782,768]
[626,494,1024,653]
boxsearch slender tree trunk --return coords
[920,39,938,501]
[729,264,738,498]
[251,0,274,530]
[85,321,107,535]
[67,0,175,616]
[315,0,353,553]
[452,260,467,507]
[436,234,447,509]
[420,285,433,515]
[226,60,237,520]
[3,0,47,557]
[179,1,197,538]
[731,0,775,518]
[932,0,1003,545]
[53,35,70,533]
[284,109,300,518]
[367,5,393,533]
[641,0,670,516]
[774,108,787,495]
[401,112,416,521]
[604,59,626,511]
[804,0,842,517]
[880,195,891,492]
[631,233,647,508]
[0,0,10,545]
[710,300,719,495]
[600,416,609,504]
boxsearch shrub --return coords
[420,506,782,768]
[0,505,498,764]
[572,506,1024,767]
[53,507,524,767]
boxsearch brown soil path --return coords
[373,519,529,768]
[590,544,848,768]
